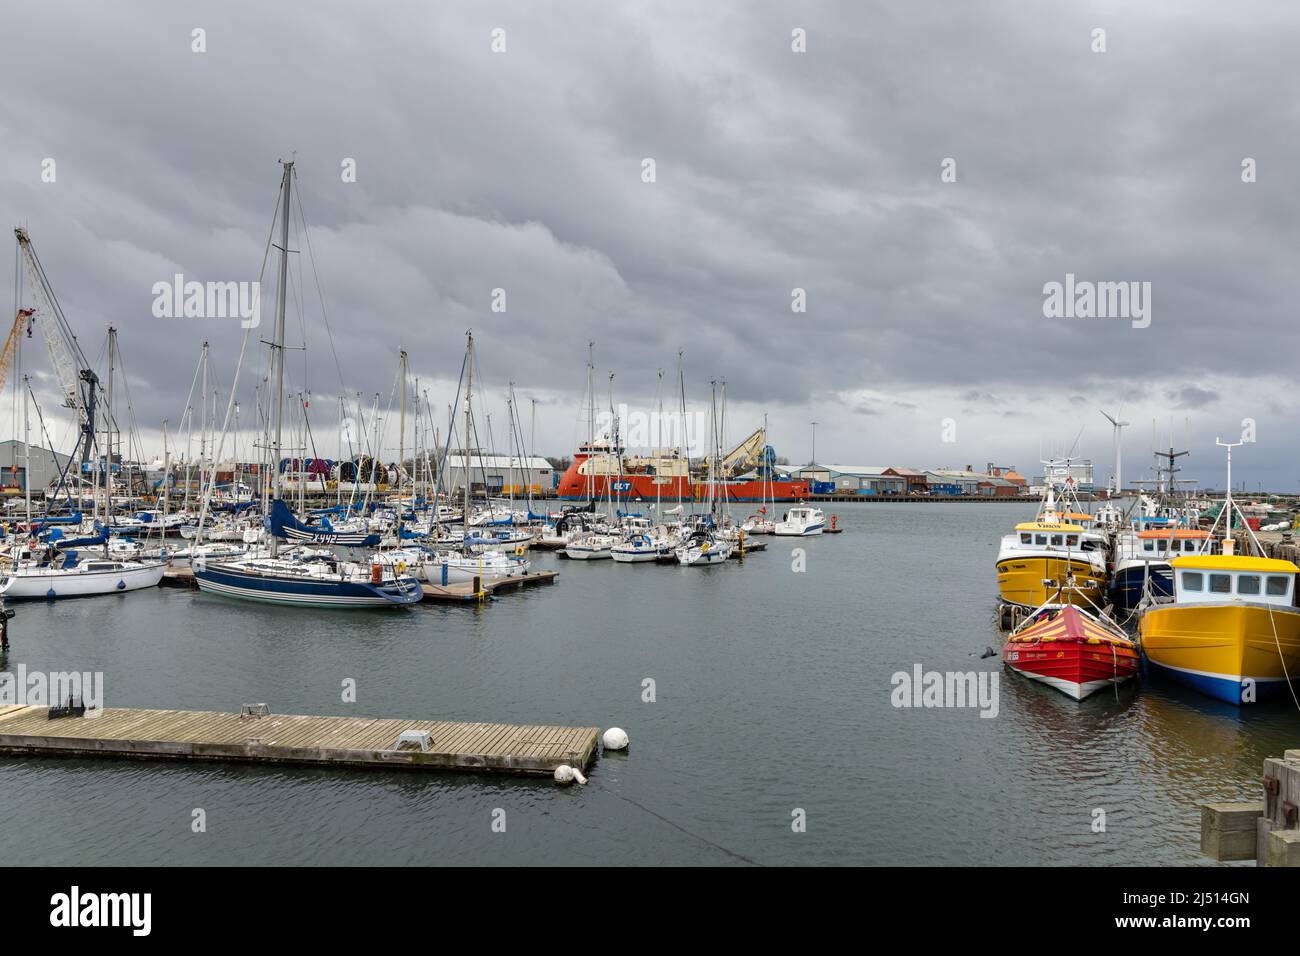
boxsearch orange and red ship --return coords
[555,439,810,502]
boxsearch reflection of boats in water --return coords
[1004,604,1138,700]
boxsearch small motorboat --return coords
[1003,604,1139,700]
[773,506,825,536]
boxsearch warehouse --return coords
[439,453,554,496]
[0,440,73,493]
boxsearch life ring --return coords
[395,561,407,574]
[514,544,525,557]
[700,541,710,552]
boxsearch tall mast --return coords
[398,349,408,493]
[271,160,292,506]
[586,341,594,503]
[463,332,473,544]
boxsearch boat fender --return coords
[370,563,382,584]
[553,763,587,785]
[46,588,56,599]
[602,727,629,750]
[117,580,125,590]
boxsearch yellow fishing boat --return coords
[996,520,1109,609]
[1139,554,1300,705]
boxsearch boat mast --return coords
[270,161,293,554]
[586,341,594,504]
[463,331,473,549]
[398,349,408,496]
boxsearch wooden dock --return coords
[1200,747,1300,866]
[0,704,598,775]
[420,569,558,603]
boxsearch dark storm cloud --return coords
[1,1,1298,484]
[1168,385,1220,409]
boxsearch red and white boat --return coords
[555,436,810,502]
[1003,605,1139,700]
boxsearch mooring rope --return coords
[589,779,765,866]
[1264,600,1300,712]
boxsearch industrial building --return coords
[0,440,73,493]
[439,453,554,496]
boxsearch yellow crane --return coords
[0,307,35,395]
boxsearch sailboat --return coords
[192,161,421,609]
[1,235,165,599]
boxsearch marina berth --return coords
[1138,554,1300,705]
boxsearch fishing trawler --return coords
[1138,441,1300,705]
[995,465,1108,610]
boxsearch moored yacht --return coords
[773,506,825,536]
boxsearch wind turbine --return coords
[1100,408,1130,498]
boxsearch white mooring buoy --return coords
[602,727,629,751]
[553,763,587,785]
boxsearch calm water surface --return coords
[1,502,1296,866]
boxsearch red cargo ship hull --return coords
[555,465,809,502]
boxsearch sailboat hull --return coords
[0,561,166,600]
[193,563,421,608]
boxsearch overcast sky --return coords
[2,1,1298,490]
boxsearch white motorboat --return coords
[773,506,825,536]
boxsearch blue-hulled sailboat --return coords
[192,161,420,609]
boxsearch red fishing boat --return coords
[1003,605,1139,700]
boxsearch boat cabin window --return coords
[1143,541,1154,552]
[1050,534,1063,546]
[1156,539,1168,551]
[1065,535,1078,547]
[1020,533,1031,544]
[1237,575,1261,596]
[1035,534,1047,545]
[1267,575,1290,596]
[1181,572,1202,592]
[1209,574,1231,594]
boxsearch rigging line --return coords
[1264,600,1300,712]
[587,779,764,867]
[290,168,350,420]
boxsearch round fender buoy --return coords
[117,580,126,590]
[602,727,629,751]
[46,588,56,599]
[554,764,575,784]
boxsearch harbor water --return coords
[2,502,1296,866]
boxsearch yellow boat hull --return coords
[1139,602,1300,704]
[996,556,1105,609]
